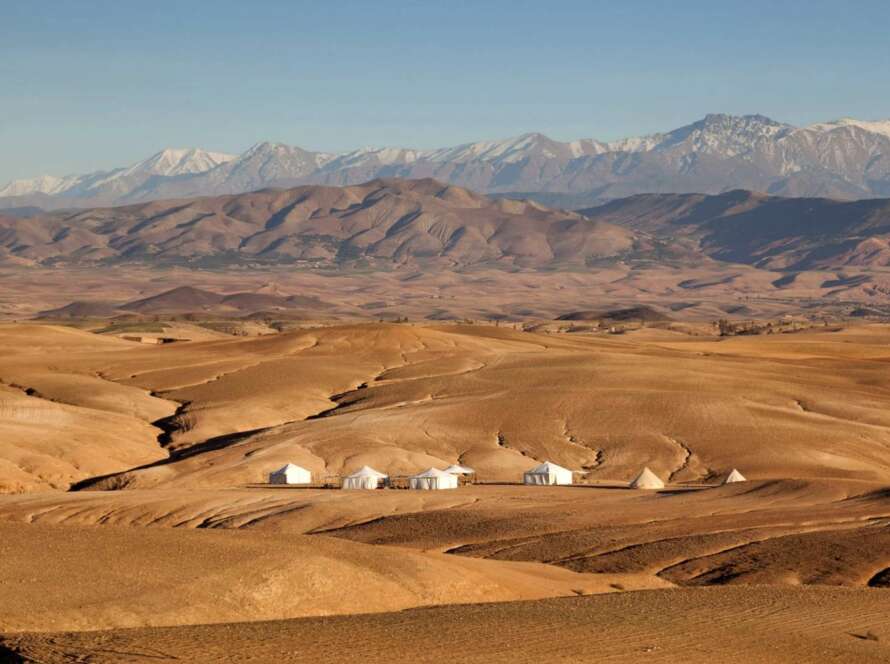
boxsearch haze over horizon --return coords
[3,0,890,183]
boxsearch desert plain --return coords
[1,311,890,662]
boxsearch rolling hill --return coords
[6,177,890,280]
[0,178,644,269]
[581,190,890,271]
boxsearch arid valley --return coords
[2,305,890,661]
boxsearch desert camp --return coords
[341,466,389,490]
[285,460,745,491]
[1,318,888,664]
[629,467,665,490]
[408,467,459,490]
[723,468,747,484]
[523,461,574,486]
[268,464,311,485]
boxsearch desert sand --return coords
[2,320,890,662]
[5,587,889,663]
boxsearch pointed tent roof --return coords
[443,464,474,475]
[272,463,308,474]
[630,467,665,489]
[412,467,450,479]
[526,461,571,475]
[723,468,747,484]
[346,465,388,478]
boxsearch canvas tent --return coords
[722,468,747,484]
[269,463,311,485]
[342,466,388,490]
[629,467,664,490]
[523,461,573,485]
[443,464,474,476]
[409,467,459,490]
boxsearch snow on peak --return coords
[6,114,890,203]
[0,174,74,197]
[122,148,236,178]
[602,114,793,157]
[424,132,560,164]
[243,141,289,155]
[0,147,235,198]
[237,142,332,167]
[350,147,420,165]
[803,117,890,139]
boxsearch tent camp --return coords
[269,463,311,485]
[409,468,459,490]
[443,464,474,476]
[523,461,573,485]
[722,468,747,484]
[629,467,664,490]
[342,466,388,490]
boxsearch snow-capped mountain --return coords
[139,142,335,200]
[0,148,235,204]
[803,118,890,140]
[0,174,82,197]
[119,148,236,178]
[5,114,890,209]
[604,114,795,156]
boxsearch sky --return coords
[2,0,890,183]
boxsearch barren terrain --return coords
[2,320,890,662]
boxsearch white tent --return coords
[342,465,388,490]
[722,468,747,485]
[269,463,311,485]
[523,461,573,486]
[409,467,459,490]
[629,467,664,490]
[443,464,475,476]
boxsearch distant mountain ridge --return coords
[5,178,890,280]
[579,189,890,271]
[0,178,646,269]
[5,113,890,209]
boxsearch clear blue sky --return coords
[2,0,889,182]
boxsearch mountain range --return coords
[3,178,890,281]
[580,190,890,272]
[0,178,643,269]
[5,114,890,210]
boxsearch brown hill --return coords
[557,305,672,323]
[0,178,641,269]
[9,178,890,278]
[581,191,890,270]
[8,321,890,493]
[119,286,225,313]
[36,301,126,319]
[41,287,336,320]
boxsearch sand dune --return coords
[0,522,669,632]
[72,323,890,488]
[2,320,890,662]
[0,326,173,491]
[0,480,887,593]
[6,587,890,663]
[5,322,890,493]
